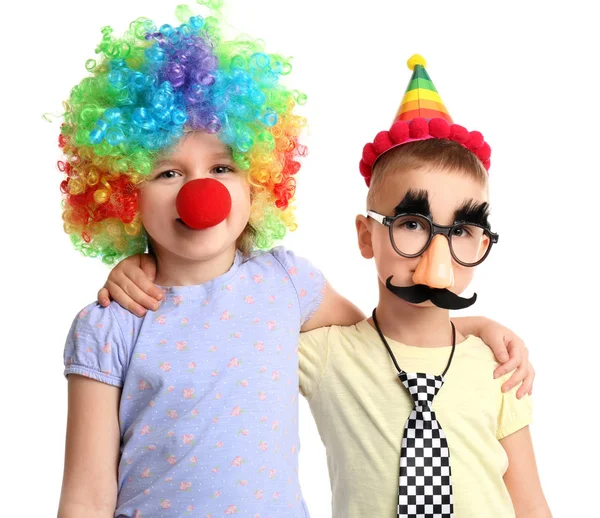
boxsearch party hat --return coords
[395,54,453,124]
[359,55,491,187]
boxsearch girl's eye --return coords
[156,170,180,180]
[212,165,235,175]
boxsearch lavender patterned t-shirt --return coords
[63,247,325,518]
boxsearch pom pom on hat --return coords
[362,142,378,165]
[359,159,371,178]
[448,124,470,145]
[407,54,427,70]
[466,131,484,151]
[390,120,410,144]
[429,118,451,138]
[373,131,394,154]
[477,142,492,162]
[409,118,429,139]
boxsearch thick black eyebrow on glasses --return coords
[454,200,491,228]
[393,189,431,216]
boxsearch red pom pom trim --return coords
[466,131,484,151]
[359,160,371,178]
[448,124,469,144]
[477,142,492,162]
[409,117,429,139]
[389,121,410,144]
[362,143,378,165]
[373,131,394,155]
[359,117,492,186]
[429,118,450,139]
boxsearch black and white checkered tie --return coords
[397,372,453,518]
[372,309,456,518]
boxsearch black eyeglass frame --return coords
[367,210,499,267]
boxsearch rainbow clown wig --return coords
[57,3,307,264]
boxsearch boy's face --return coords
[357,166,490,308]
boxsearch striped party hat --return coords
[359,54,492,187]
[395,54,453,124]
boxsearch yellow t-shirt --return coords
[299,319,532,518]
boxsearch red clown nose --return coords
[176,178,232,230]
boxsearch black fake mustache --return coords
[385,276,477,310]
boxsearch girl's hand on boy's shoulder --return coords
[492,334,534,399]
[476,317,534,399]
[97,254,162,317]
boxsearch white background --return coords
[1,0,599,515]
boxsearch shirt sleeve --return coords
[496,375,533,440]
[271,246,326,326]
[63,302,130,388]
[298,327,331,400]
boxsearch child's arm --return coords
[300,282,365,331]
[98,254,163,317]
[98,255,366,327]
[97,256,528,364]
[97,257,532,395]
[58,375,121,518]
[454,316,534,398]
[501,427,552,517]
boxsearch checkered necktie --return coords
[371,309,456,518]
[397,372,453,518]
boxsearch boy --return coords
[298,55,551,517]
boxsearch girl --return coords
[57,5,532,518]
[57,6,365,517]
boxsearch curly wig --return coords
[58,2,307,264]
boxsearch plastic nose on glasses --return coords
[176,178,232,229]
[412,234,455,289]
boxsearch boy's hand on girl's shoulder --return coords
[97,253,162,317]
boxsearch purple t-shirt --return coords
[63,247,325,518]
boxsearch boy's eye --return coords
[452,225,480,239]
[212,165,235,175]
[403,220,422,231]
[156,170,180,180]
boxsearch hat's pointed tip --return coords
[407,54,427,71]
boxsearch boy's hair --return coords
[367,139,488,208]
[58,5,306,264]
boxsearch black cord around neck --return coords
[372,308,456,377]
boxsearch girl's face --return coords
[139,131,251,263]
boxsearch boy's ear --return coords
[355,215,374,259]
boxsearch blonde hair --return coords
[367,139,488,208]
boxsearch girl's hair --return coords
[367,139,488,207]
[58,4,307,264]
